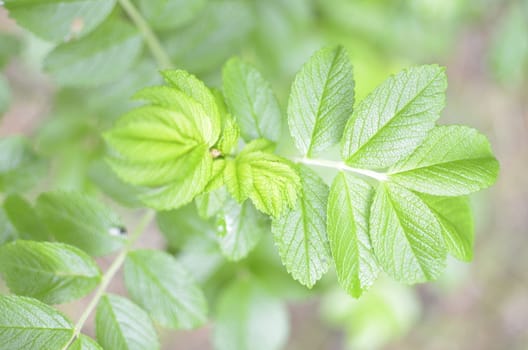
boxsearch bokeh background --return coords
[1,0,527,349]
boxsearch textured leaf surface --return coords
[389,125,499,195]
[4,0,116,42]
[124,250,207,329]
[342,65,447,169]
[3,194,49,241]
[138,0,206,30]
[223,57,282,142]
[36,191,126,256]
[272,166,330,287]
[0,295,73,349]
[288,46,354,156]
[419,194,474,261]
[96,294,159,350]
[214,279,289,350]
[327,172,378,297]
[44,18,142,87]
[217,199,267,261]
[0,241,101,304]
[370,184,446,283]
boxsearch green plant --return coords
[0,1,498,349]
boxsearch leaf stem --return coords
[62,209,156,350]
[117,0,173,69]
[292,157,388,181]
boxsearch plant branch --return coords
[62,209,156,350]
[292,157,388,181]
[118,0,173,69]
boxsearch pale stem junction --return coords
[62,210,156,350]
[292,157,389,182]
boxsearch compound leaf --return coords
[288,46,354,156]
[96,294,159,350]
[342,65,447,169]
[369,183,446,283]
[124,250,207,329]
[327,172,378,297]
[223,57,282,142]
[389,125,499,196]
[272,166,330,288]
[36,191,126,256]
[0,295,73,349]
[0,241,101,304]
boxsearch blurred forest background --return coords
[0,0,527,349]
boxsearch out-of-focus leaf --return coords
[0,206,16,245]
[4,0,116,42]
[0,33,20,68]
[0,76,10,116]
[70,335,103,350]
[44,18,143,87]
[138,0,207,30]
[3,194,49,241]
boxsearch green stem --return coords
[118,0,173,69]
[292,157,388,181]
[62,210,156,350]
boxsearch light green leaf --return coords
[0,295,73,349]
[44,18,142,87]
[36,191,126,256]
[0,136,47,194]
[216,115,240,155]
[105,88,219,210]
[213,278,289,350]
[0,241,101,304]
[369,183,446,283]
[195,186,229,219]
[223,57,282,142]
[3,194,49,241]
[342,65,447,169]
[0,206,17,245]
[96,294,160,350]
[0,75,10,116]
[389,125,499,196]
[288,46,354,156]
[124,250,208,329]
[217,199,267,261]
[272,166,330,288]
[327,172,378,297]
[162,0,254,74]
[138,0,207,30]
[4,0,116,42]
[418,194,474,261]
[224,158,253,203]
[71,335,103,350]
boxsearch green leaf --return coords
[4,0,116,42]
[162,0,254,74]
[44,18,142,87]
[96,294,160,350]
[0,33,20,69]
[216,115,240,156]
[36,191,126,256]
[71,335,103,350]
[213,278,289,350]
[195,186,229,219]
[418,194,474,261]
[342,65,447,169]
[217,199,267,261]
[0,136,47,194]
[224,158,253,203]
[0,295,73,349]
[3,194,49,241]
[0,241,101,304]
[0,206,17,245]
[272,166,330,288]
[106,75,222,210]
[223,57,282,142]
[369,183,446,283]
[124,250,208,329]
[327,172,378,297]
[288,46,354,156]
[138,0,206,30]
[389,125,499,196]
[0,75,10,116]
